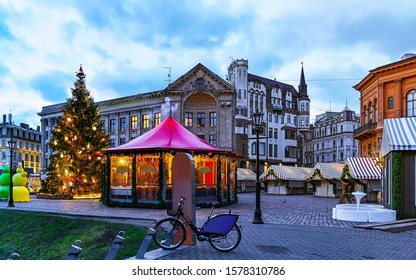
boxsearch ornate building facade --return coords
[227,59,310,173]
[354,53,416,156]
[0,114,42,173]
[310,106,360,165]
[38,60,309,174]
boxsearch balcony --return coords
[272,105,283,112]
[353,121,377,140]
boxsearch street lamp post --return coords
[8,138,17,207]
[252,110,264,224]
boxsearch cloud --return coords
[0,0,415,128]
[0,77,50,128]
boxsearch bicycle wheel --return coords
[153,217,186,250]
[208,224,241,252]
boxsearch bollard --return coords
[135,226,156,259]
[64,240,82,260]
[104,231,125,260]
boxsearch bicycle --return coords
[153,197,242,252]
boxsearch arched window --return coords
[407,90,416,117]
[388,97,394,110]
[363,105,368,123]
[369,102,373,122]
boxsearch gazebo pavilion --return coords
[101,116,237,208]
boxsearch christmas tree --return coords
[46,65,108,195]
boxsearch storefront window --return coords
[195,155,217,202]
[136,155,160,200]
[110,156,133,187]
[109,156,133,200]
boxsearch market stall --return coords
[102,116,237,208]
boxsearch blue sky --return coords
[1,0,416,128]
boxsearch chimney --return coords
[8,113,12,123]
[2,114,6,124]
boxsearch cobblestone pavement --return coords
[2,192,416,260]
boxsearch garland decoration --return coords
[392,151,403,217]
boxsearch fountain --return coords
[352,191,366,211]
[332,191,396,223]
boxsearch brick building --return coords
[354,53,416,156]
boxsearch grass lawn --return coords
[0,209,158,260]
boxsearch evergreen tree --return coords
[46,66,108,195]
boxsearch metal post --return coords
[104,231,125,260]
[64,240,82,260]
[252,110,264,224]
[252,126,264,224]
[135,226,156,259]
[8,138,16,207]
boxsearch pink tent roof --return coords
[106,116,224,154]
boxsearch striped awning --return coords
[308,162,345,180]
[346,157,381,180]
[379,117,416,157]
[236,168,256,181]
[260,165,307,181]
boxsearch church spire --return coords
[298,62,308,99]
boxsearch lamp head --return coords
[252,110,264,126]
[8,139,17,149]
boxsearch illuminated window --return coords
[142,114,149,129]
[154,113,161,126]
[130,116,138,130]
[184,112,193,127]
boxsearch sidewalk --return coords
[2,192,416,259]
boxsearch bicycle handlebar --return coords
[178,196,186,207]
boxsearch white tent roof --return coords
[307,162,345,180]
[236,168,256,181]
[261,165,310,181]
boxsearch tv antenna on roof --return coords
[164,67,171,85]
